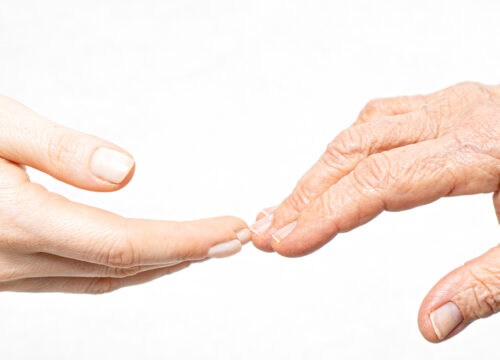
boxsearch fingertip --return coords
[418,299,467,343]
[271,218,338,257]
[105,158,136,192]
[89,147,135,192]
[418,298,443,343]
[418,268,469,343]
[250,231,274,252]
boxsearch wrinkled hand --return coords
[250,82,500,342]
[0,95,249,294]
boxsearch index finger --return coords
[12,183,249,267]
[270,134,499,257]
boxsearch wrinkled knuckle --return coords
[323,128,363,166]
[456,81,483,93]
[449,82,491,105]
[104,237,137,268]
[363,98,385,114]
[354,153,392,191]
[459,266,500,319]
[284,185,310,213]
[469,283,500,319]
[85,278,118,295]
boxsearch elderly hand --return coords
[250,82,500,342]
[0,95,249,294]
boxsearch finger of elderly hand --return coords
[0,95,135,191]
[355,95,426,125]
[354,82,497,127]
[418,246,500,342]
[251,108,442,251]
[270,134,500,256]
[12,183,249,266]
[0,262,190,294]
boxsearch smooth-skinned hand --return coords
[250,82,500,342]
[0,95,250,294]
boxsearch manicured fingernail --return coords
[260,205,279,217]
[236,229,252,244]
[272,222,297,244]
[90,148,134,184]
[429,302,463,340]
[250,214,274,235]
[207,240,242,258]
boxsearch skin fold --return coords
[250,82,500,342]
[0,95,250,294]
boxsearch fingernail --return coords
[236,229,252,244]
[429,302,463,340]
[207,240,242,258]
[259,205,279,217]
[272,222,297,244]
[90,148,134,184]
[250,214,274,235]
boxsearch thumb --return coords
[418,245,500,342]
[0,95,134,191]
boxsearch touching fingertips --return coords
[90,147,134,184]
[271,221,297,244]
[236,228,252,244]
[429,302,463,340]
[207,239,242,258]
[250,214,274,235]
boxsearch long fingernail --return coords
[250,214,274,235]
[236,229,252,244]
[207,240,242,258]
[272,222,297,244]
[259,205,279,217]
[429,302,463,340]
[91,148,134,184]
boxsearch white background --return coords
[1,0,500,358]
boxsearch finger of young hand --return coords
[0,262,190,294]
[11,183,249,267]
[0,95,135,191]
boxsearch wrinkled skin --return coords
[251,82,500,342]
[0,95,248,294]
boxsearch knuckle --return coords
[363,98,385,115]
[85,278,118,295]
[455,81,483,94]
[323,128,364,167]
[284,184,312,213]
[46,127,79,168]
[438,82,491,112]
[354,153,393,191]
[107,265,143,278]
[356,99,383,124]
[461,266,500,319]
[104,236,137,268]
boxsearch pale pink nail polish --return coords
[272,222,297,243]
[430,302,463,340]
[90,148,134,184]
[236,229,252,244]
[207,240,242,258]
